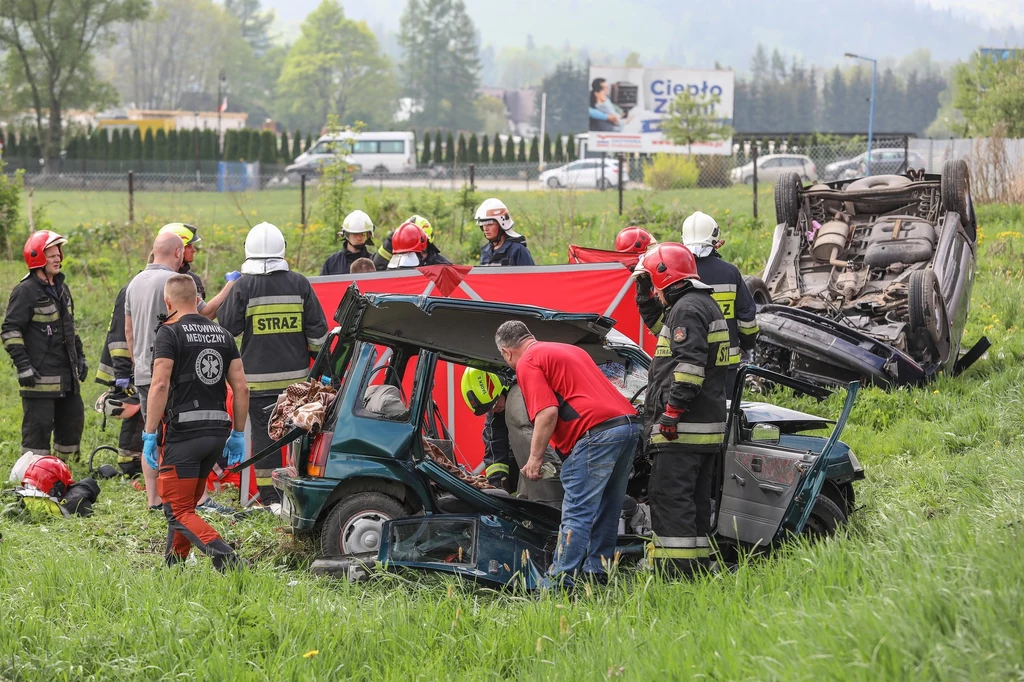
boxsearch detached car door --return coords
[716,368,859,546]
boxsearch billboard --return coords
[587,67,734,155]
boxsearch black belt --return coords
[584,414,639,438]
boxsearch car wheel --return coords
[547,176,561,189]
[320,492,407,557]
[802,494,847,540]
[743,175,754,186]
[598,178,612,190]
[742,275,772,307]
[373,165,389,175]
[908,269,949,360]
[774,171,803,227]
[941,158,974,237]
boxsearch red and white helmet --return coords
[23,231,67,270]
[22,455,74,497]
[636,242,703,291]
[615,226,657,254]
[475,198,521,238]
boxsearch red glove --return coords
[657,405,686,441]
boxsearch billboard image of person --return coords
[589,77,626,132]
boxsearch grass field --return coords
[1,191,1023,680]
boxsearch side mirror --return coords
[749,423,780,445]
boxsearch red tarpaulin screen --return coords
[308,263,658,470]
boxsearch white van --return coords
[289,131,417,175]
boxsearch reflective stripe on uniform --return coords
[655,326,672,357]
[255,476,274,487]
[53,443,79,454]
[31,305,59,323]
[708,318,729,343]
[245,295,304,310]
[27,375,63,393]
[650,421,727,446]
[247,368,309,392]
[707,331,730,343]
[176,410,231,423]
[729,346,741,365]
[673,361,705,385]
[652,535,710,548]
[711,290,737,319]
[17,367,34,378]
[377,245,392,260]
[108,341,132,358]
[2,330,24,346]
[307,332,328,352]
[738,318,760,335]
[648,546,712,559]
[485,462,509,477]
[95,365,115,383]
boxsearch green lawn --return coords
[0,197,1022,680]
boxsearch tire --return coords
[941,158,974,236]
[744,175,754,186]
[547,176,561,189]
[908,269,949,360]
[802,494,847,540]
[373,165,389,175]
[320,492,408,557]
[743,275,772,306]
[774,171,803,227]
[598,178,612,190]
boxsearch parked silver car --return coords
[540,158,628,189]
[731,154,817,185]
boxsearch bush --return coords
[643,154,700,190]
[0,159,25,257]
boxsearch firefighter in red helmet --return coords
[2,231,87,461]
[386,220,451,269]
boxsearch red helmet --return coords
[23,231,68,270]
[391,221,429,255]
[638,242,700,291]
[22,455,74,497]
[615,226,656,254]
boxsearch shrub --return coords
[643,154,699,190]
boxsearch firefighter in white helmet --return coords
[476,198,534,266]
[680,211,759,395]
[218,222,329,505]
[320,210,376,276]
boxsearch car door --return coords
[716,367,859,546]
[759,157,782,183]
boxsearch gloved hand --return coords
[18,369,40,388]
[225,271,241,283]
[142,431,159,470]
[225,430,246,466]
[635,274,652,298]
[77,357,89,382]
[115,377,132,391]
[657,405,686,441]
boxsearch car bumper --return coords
[272,468,339,532]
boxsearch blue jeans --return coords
[550,421,640,577]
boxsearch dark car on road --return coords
[271,287,864,586]
[747,159,989,389]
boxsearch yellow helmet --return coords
[407,215,433,242]
[158,222,201,247]
[461,368,509,416]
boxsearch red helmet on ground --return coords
[638,242,700,291]
[23,230,68,270]
[22,455,74,497]
[391,221,429,255]
[615,226,657,254]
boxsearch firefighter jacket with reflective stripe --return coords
[372,234,446,271]
[320,243,372,276]
[3,271,83,398]
[95,284,134,387]
[695,253,759,364]
[218,270,328,396]
[643,285,728,454]
[152,313,239,442]
[480,236,535,266]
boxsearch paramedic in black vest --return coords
[320,210,376,275]
[143,274,249,570]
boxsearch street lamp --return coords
[844,52,877,175]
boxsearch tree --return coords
[542,133,552,164]
[566,134,575,160]
[237,129,251,160]
[468,133,479,163]
[624,51,642,68]
[154,129,168,160]
[0,0,147,166]
[247,130,261,161]
[225,0,273,57]
[504,135,515,163]
[480,134,490,163]
[304,132,312,154]
[313,116,356,262]
[111,129,123,162]
[291,130,303,159]
[456,132,467,163]
[528,135,538,163]
[131,128,143,161]
[492,133,503,163]
[433,130,443,164]
[660,91,733,156]
[517,137,526,162]
[444,132,455,164]
[535,60,587,136]
[421,131,432,164]
[224,129,239,161]
[167,129,178,159]
[953,52,1024,137]
[279,130,290,162]
[475,95,508,136]
[201,129,217,160]
[553,134,563,162]
[276,0,396,133]
[143,129,155,160]
[398,0,481,130]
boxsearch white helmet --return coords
[341,210,374,237]
[475,198,521,238]
[681,211,722,257]
[244,222,286,259]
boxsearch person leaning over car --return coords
[495,320,639,582]
[143,274,248,571]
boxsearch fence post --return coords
[751,143,758,221]
[300,174,307,229]
[903,135,909,173]
[601,151,607,191]
[617,154,624,215]
[128,171,135,225]
[469,163,475,189]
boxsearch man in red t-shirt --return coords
[495,320,640,581]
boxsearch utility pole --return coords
[217,69,226,162]
[538,92,547,171]
[844,53,877,175]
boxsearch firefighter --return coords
[681,211,759,395]
[219,222,329,505]
[320,210,376,276]
[144,274,248,570]
[95,283,144,476]
[637,242,729,578]
[476,198,535,266]
[615,226,663,333]
[157,222,238,317]
[385,220,451,269]
[2,231,87,461]
[372,215,442,270]
[462,367,515,491]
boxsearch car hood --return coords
[334,285,616,367]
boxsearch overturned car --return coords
[749,159,989,388]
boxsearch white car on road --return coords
[540,158,628,189]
